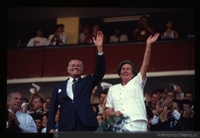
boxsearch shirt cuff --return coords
[98,52,104,55]
[151,115,159,125]
[6,121,9,128]
[172,109,181,120]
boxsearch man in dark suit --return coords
[47,31,106,132]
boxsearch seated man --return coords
[6,91,37,133]
[109,28,128,43]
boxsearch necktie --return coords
[72,79,77,93]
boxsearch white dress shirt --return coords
[151,109,181,125]
[7,109,38,133]
[47,33,67,45]
[109,34,128,42]
[66,77,79,100]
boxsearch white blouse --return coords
[106,72,147,122]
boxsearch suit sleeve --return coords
[91,53,106,88]
[47,85,59,132]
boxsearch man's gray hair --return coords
[67,59,83,69]
[7,91,21,101]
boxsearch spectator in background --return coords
[184,91,195,102]
[97,90,108,114]
[90,86,97,104]
[21,98,31,114]
[78,24,93,44]
[179,99,194,131]
[41,113,48,133]
[32,114,43,133]
[29,96,45,116]
[144,92,151,106]
[92,104,99,116]
[133,15,155,41]
[92,24,107,43]
[43,97,51,114]
[6,91,37,133]
[109,27,128,43]
[47,24,67,46]
[146,92,158,121]
[161,19,179,40]
[27,27,48,47]
[96,113,104,126]
[183,91,195,110]
[54,108,60,132]
[165,91,176,100]
[90,82,112,114]
[12,33,27,48]
[150,98,181,131]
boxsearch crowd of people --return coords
[6,82,195,133]
[6,30,195,133]
[10,15,183,48]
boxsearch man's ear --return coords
[7,100,10,106]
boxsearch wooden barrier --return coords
[7,39,195,79]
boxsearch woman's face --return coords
[120,64,134,81]
[42,115,48,127]
[166,21,172,28]
[35,119,42,129]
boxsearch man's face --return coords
[184,93,193,101]
[166,92,175,99]
[45,98,51,109]
[67,60,83,78]
[58,27,64,33]
[32,97,43,111]
[34,119,42,129]
[7,92,23,112]
[99,93,106,104]
[151,94,158,105]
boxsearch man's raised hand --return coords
[93,31,104,47]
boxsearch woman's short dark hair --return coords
[117,60,138,76]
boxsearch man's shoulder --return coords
[17,111,33,118]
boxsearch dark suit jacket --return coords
[47,53,106,131]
